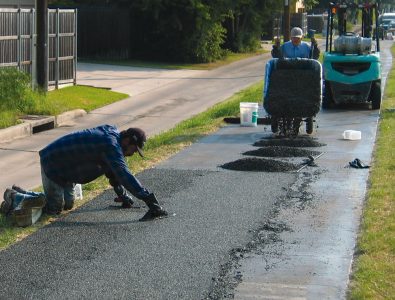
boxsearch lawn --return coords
[347,46,395,299]
[0,85,128,129]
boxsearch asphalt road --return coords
[0,40,393,299]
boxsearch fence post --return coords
[31,8,36,88]
[36,0,48,91]
[17,8,21,70]
[55,9,60,89]
[74,9,78,86]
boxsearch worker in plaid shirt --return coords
[2,125,167,222]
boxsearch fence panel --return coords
[0,8,77,89]
[0,8,34,74]
[48,9,77,88]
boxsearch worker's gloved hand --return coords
[114,194,137,209]
[139,193,168,221]
[271,45,281,58]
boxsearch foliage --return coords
[302,0,319,10]
[0,68,38,112]
[50,0,284,63]
[0,83,128,129]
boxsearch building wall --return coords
[294,0,305,13]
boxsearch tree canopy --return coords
[50,0,315,62]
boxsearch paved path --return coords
[0,53,267,194]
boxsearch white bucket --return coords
[240,102,258,127]
[75,184,83,200]
[342,130,361,140]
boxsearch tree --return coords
[49,0,285,62]
[223,0,282,52]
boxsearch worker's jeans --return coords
[12,190,45,209]
[41,167,75,214]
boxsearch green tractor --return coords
[323,1,382,110]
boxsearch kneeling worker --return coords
[1,125,167,222]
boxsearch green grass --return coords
[347,46,395,299]
[45,85,128,114]
[0,81,263,250]
[80,50,266,70]
[0,86,128,129]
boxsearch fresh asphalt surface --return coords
[0,128,295,299]
[0,40,393,299]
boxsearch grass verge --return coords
[347,46,395,299]
[0,81,263,250]
[0,85,128,129]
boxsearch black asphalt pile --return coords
[243,146,321,157]
[221,157,298,172]
[253,138,326,148]
[265,69,321,118]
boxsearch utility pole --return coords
[36,0,48,91]
[284,0,291,42]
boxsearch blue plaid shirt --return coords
[39,125,149,198]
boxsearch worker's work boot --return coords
[1,189,15,215]
[139,193,168,222]
[11,185,28,194]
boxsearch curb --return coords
[0,109,87,145]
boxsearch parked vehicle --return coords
[323,2,382,110]
[378,13,395,39]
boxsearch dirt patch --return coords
[254,137,326,148]
[244,146,321,158]
[264,67,321,118]
[220,157,298,172]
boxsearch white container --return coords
[240,102,258,127]
[75,184,83,200]
[342,130,361,140]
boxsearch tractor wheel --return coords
[371,81,381,110]
[271,117,279,133]
[306,117,314,134]
[322,81,333,109]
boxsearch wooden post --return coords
[36,0,48,91]
[284,0,290,42]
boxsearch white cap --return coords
[291,27,303,38]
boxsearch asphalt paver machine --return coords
[323,1,382,109]
[264,58,322,137]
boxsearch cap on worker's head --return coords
[291,27,303,38]
[121,127,146,157]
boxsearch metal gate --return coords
[0,8,77,89]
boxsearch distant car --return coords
[378,13,395,39]
[381,19,395,30]
[379,13,395,29]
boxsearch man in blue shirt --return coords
[1,125,168,222]
[271,27,320,59]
